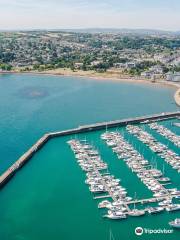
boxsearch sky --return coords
[0,0,180,31]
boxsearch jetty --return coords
[126,194,180,205]
[0,111,180,188]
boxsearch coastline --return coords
[1,68,180,89]
[174,89,180,106]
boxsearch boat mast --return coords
[134,192,137,209]
[106,124,108,133]
[163,164,165,175]
[109,229,115,240]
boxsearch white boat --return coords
[108,206,127,212]
[158,177,171,182]
[98,200,111,209]
[128,209,145,217]
[104,212,126,220]
[158,199,172,206]
[89,184,106,193]
[125,197,133,201]
[169,218,180,228]
[147,206,164,214]
[166,204,180,212]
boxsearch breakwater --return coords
[0,111,180,188]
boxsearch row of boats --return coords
[67,128,180,222]
[126,125,180,173]
[150,122,180,229]
[67,139,168,220]
[67,139,132,219]
[101,131,180,212]
[149,122,180,148]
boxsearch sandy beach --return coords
[1,68,180,90]
[174,89,180,106]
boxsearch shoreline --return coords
[174,89,180,106]
[0,69,179,90]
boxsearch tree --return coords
[0,63,12,71]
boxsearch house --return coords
[166,72,180,82]
[74,63,83,69]
[149,65,164,74]
[141,71,154,79]
[125,62,136,69]
[113,63,126,69]
[91,61,101,66]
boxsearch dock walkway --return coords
[127,194,180,205]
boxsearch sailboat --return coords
[158,164,170,183]
[128,192,145,217]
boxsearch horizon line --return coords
[0,27,180,32]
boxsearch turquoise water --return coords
[0,74,178,173]
[0,74,179,240]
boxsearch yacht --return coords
[147,206,164,214]
[158,177,171,183]
[98,200,111,209]
[89,185,106,193]
[166,204,180,212]
[128,209,145,217]
[104,212,126,220]
[158,199,172,206]
[169,218,180,229]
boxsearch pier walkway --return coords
[126,194,180,205]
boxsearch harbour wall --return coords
[0,111,180,188]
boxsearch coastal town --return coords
[0,0,180,238]
[0,30,180,82]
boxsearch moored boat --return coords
[147,206,164,214]
[169,218,180,228]
[128,209,145,217]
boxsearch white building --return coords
[166,72,180,82]
[113,63,126,69]
[91,61,102,66]
[149,65,164,74]
[141,71,154,78]
[125,62,136,69]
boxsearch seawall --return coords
[0,111,180,188]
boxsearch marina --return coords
[126,125,180,173]
[100,131,180,217]
[63,116,180,222]
[149,123,180,147]
[0,114,179,240]
[67,139,131,219]
[0,111,180,188]
[0,72,180,240]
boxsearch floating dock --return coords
[126,194,180,205]
[0,111,180,188]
